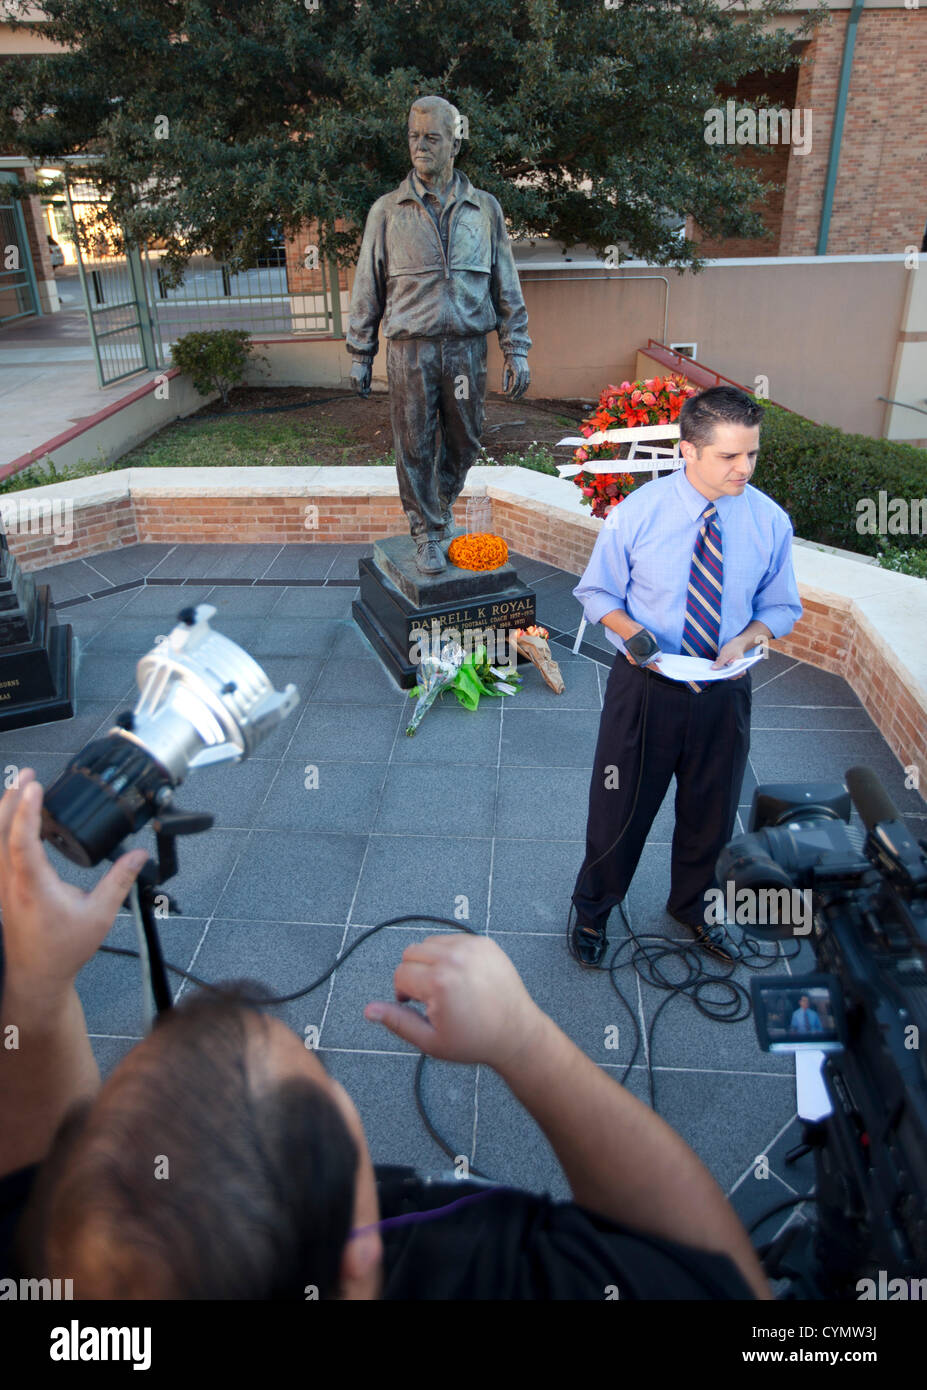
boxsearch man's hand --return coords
[502,354,529,401]
[623,624,662,672]
[364,934,544,1071]
[711,630,767,679]
[0,770,149,1007]
[350,361,372,399]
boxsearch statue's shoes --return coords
[415,539,446,575]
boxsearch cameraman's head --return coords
[18,985,383,1299]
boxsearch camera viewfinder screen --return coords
[759,986,840,1050]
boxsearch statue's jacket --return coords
[346,170,532,362]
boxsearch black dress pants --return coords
[571,654,752,929]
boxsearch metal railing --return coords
[62,179,347,386]
[64,182,155,386]
[144,247,345,352]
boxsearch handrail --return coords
[643,340,802,417]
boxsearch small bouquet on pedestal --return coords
[513,625,565,694]
[405,639,522,736]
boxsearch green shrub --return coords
[0,461,55,495]
[0,453,109,496]
[170,330,265,407]
[476,442,559,475]
[876,545,927,579]
[501,442,558,475]
[753,403,927,561]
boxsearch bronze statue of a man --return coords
[347,95,531,576]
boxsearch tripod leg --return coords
[134,883,173,1018]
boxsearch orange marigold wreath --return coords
[448,533,509,571]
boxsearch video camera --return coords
[716,766,927,1298]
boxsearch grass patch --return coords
[0,455,110,496]
[123,414,355,467]
[0,416,395,493]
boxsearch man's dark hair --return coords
[17,984,359,1300]
[678,385,764,452]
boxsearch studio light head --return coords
[41,605,299,867]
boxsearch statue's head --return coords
[408,95,461,186]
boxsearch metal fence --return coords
[64,181,158,385]
[63,181,346,387]
[144,248,343,346]
[0,174,40,327]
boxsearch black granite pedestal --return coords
[353,532,536,689]
[0,534,74,731]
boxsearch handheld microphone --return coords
[625,628,663,667]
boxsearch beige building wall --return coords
[0,12,63,54]
[481,256,911,439]
[885,264,927,445]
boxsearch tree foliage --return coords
[0,0,824,275]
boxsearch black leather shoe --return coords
[666,909,734,964]
[415,538,446,575]
[568,916,609,967]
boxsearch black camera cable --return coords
[98,653,805,1211]
[101,912,494,1180]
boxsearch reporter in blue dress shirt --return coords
[568,386,803,967]
[790,997,824,1034]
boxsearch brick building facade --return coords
[692,3,927,259]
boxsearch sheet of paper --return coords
[650,648,765,683]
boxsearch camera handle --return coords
[785,1118,828,1166]
[113,808,215,1021]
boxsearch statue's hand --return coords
[502,355,530,401]
[350,360,372,399]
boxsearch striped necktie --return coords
[681,502,723,693]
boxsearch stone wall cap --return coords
[0,466,923,700]
[0,472,130,516]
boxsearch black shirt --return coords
[0,1161,755,1300]
[375,1167,754,1299]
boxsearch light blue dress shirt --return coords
[790,1007,823,1033]
[573,468,802,658]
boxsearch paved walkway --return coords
[0,273,162,468]
[10,539,924,1244]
